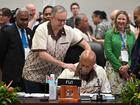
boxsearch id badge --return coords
[121,49,128,62]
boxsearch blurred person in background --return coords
[10,8,19,23]
[64,13,90,64]
[33,5,53,34]
[64,13,105,68]
[91,10,110,67]
[66,2,80,28]
[0,8,12,29]
[42,5,53,22]
[110,9,120,26]
[26,3,39,29]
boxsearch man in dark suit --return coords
[0,8,33,91]
[66,2,80,28]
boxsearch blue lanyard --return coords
[120,33,127,49]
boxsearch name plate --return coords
[58,79,81,87]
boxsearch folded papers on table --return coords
[17,92,115,100]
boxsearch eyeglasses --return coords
[54,17,66,23]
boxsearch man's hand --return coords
[33,12,39,21]
[62,63,76,71]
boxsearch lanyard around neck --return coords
[120,33,127,49]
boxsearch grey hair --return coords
[15,8,29,16]
[51,5,67,16]
[75,13,86,27]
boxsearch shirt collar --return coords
[47,21,66,40]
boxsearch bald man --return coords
[58,50,111,93]
[110,9,120,26]
[26,3,39,29]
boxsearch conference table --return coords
[11,97,128,105]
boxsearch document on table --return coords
[80,93,115,100]
[17,92,49,98]
[17,92,115,100]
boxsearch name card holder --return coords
[58,79,81,103]
[58,85,80,103]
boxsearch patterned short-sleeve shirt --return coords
[22,21,83,83]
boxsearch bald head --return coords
[78,50,96,76]
[26,3,36,17]
[26,4,36,10]
[79,50,96,65]
[110,9,120,21]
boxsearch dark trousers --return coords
[23,79,49,93]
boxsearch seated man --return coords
[58,50,111,93]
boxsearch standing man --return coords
[22,5,91,93]
[66,2,80,28]
[26,3,39,29]
[130,6,140,79]
[0,8,33,90]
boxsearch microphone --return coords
[92,78,106,101]
[96,79,102,101]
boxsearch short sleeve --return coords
[65,26,83,46]
[32,23,48,50]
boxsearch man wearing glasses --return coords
[22,5,91,93]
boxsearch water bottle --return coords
[49,74,57,100]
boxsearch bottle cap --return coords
[50,74,55,80]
